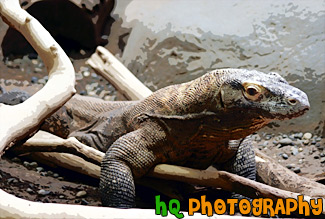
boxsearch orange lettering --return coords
[188,198,200,216]
[214,199,226,215]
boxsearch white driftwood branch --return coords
[12,133,325,215]
[0,0,76,154]
[86,46,152,100]
[1,189,226,219]
[17,131,103,165]
[255,149,325,197]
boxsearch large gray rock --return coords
[110,0,325,135]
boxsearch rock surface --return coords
[111,0,325,135]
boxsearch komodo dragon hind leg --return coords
[100,124,168,207]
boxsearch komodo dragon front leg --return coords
[220,136,256,182]
[99,122,169,207]
[215,136,256,201]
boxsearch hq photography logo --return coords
[155,195,323,218]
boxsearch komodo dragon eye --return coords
[242,82,263,101]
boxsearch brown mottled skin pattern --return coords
[0,69,310,208]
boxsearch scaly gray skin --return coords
[0,69,310,208]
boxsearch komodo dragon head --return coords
[217,69,309,121]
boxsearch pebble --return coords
[289,134,295,140]
[282,134,288,139]
[316,137,321,142]
[286,164,295,169]
[59,195,65,199]
[83,71,90,77]
[23,161,30,168]
[303,133,312,140]
[253,134,261,142]
[291,147,299,156]
[76,190,87,198]
[7,178,18,184]
[296,139,303,147]
[293,167,301,173]
[294,132,303,139]
[53,173,59,178]
[79,90,87,96]
[31,59,38,65]
[80,66,89,72]
[34,67,42,73]
[279,138,293,146]
[104,95,115,101]
[80,49,86,56]
[320,157,325,163]
[38,78,46,84]
[29,162,38,168]
[31,76,38,84]
[298,147,303,152]
[37,189,51,196]
[6,60,13,67]
[91,72,98,79]
[11,157,21,163]
[57,177,64,181]
[75,72,83,80]
[101,35,108,40]
[315,143,321,148]
[47,171,53,176]
[281,153,289,159]
[40,172,48,176]
[87,91,97,96]
[99,90,110,99]
[81,199,89,205]
[320,152,325,157]
[303,140,309,145]
[26,188,33,193]
[36,167,44,172]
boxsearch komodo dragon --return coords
[0,69,310,208]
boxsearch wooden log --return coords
[14,131,103,166]
[86,46,152,100]
[1,189,229,219]
[255,149,325,198]
[0,0,75,155]
[12,133,325,206]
